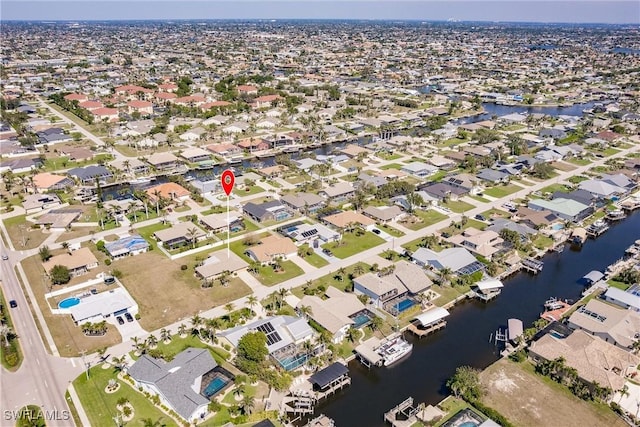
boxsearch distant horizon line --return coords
[2,18,638,25]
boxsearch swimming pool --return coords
[395,298,415,313]
[58,297,80,309]
[551,223,565,230]
[459,422,479,427]
[203,376,228,398]
[351,312,373,328]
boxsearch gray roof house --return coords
[401,162,439,178]
[357,172,387,189]
[67,165,112,185]
[281,192,325,213]
[487,218,536,237]
[419,182,468,201]
[242,200,292,223]
[319,182,356,201]
[578,180,626,199]
[362,205,405,223]
[528,198,593,222]
[127,348,224,422]
[411,247,484,275]
[476,168,509,184]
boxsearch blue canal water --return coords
[316,212,640,427]
[452,101,599,126]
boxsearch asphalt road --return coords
[0,238,82,426]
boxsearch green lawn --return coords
[533,234,554,250]
[540,183,572,194]
[402,209,448,230]
[567,158,592,166]
[321,231,385,259]
[73,366,178,427]
[601,147,621,157]
[255,260,304,286]
[135,222,171,250]
[42,154,113,172]
[291,262,371,297]
[378,224,405,237]
[402,237,449,254]
[298,244,329,268]
[469,194,491,203]
[228,232,270,262]
[432,283,471,306]
[379,163,403,170]
[153,335,230,364]
[442,200,475,213]
[607,279,630,290]
[439,218,487,236]
[483,183,523,198]
[233,185,265,196]
[428,170,449,182]
[284,175,308,185]
[567,175,589,184]
[376,152,403,161]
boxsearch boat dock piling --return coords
[521,258,544,274]
[383,397,424,427]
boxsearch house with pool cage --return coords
[217,315,316,371]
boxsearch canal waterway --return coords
[317,211,640,427]
[454,101,599,125]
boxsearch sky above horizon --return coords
[1,1,639,24]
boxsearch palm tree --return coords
[146,334,158,348]
[246,295,258,314]
[177,323,187,337]
[438,267,453,285]
[406,192,424,214]
[278,288,289,306]
[346,327,359,343]
[96,346,107,362]
[239,395,255,415]
[205,318,223,342]
[353,264,365,276]
[335,267,347,282]
[190,314,203,337]
[111,355,128,372]
[186,227,199,249]
[369,316,383,335]
[128,201,138,222]
[152,189,162,216]
[141,417,164,427]
[0,324,14,347]
[298,304,313,319]
[218,270,231,287]
[233,383,246,399]
[224,302,235,314]
[160,328,171,343]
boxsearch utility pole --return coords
[80,349,90,379]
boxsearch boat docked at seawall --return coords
[377,335,413,366]
[571,227,587,245]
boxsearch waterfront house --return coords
[603,287,640,313]
[146,152,180,171]
[245,235,298,264]
[294,158,322,171]
[298,287,366,343]
[153,222,206,249]
[567,299,640,349]
[411,247,484,276]
[205,143,242,157]
[67,165,112,185]
[529,330,639,391]
[237,137,269,152]
[32,173,74,192]
[179,147,211,163]
[128,348,226,422]
[242,200,292,223]
[42,247,98,277]
[447,228,504,260]
[319,182,356,202]
[146,182,191,203]
[487,218,536,238]
[104,235,149,259]
[110,158,148,175]
[195,251,248,282]
[514,207,559,229]
[281,192,325,214]
[217,316,314,371]
[528,198,592,223]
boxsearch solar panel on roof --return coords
[301,229,318,238]
[256,322,282,346]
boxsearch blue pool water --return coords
[58,297,80,309]
[203,377,228,398]
[351,312,372,328]
[396,299,415,312]
[551,223,564,230]
[459,422,478,427]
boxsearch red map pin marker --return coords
[221,169,235,196]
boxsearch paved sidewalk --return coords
[67,383,92,426]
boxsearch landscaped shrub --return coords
[180,264,188,270]
[104,258,112,266]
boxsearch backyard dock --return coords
[407,321,446,337]
[355,337,384,368]
[521,258,544,274]
[586,220,610,237]
[383,397,424,427]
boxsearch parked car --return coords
[104,276,115,285]
[116,316,125,325]
[322,248,333,256]
[124,313,134,322]
[474,214,487,221]
[372,228,381,235]
[9,300,17,308]
[2,254,8,260]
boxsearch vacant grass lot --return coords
[378,223,405,237]
[442,199,475,213]
[480,359,625,427]
[539,183,572,194]
[290,262,371,298]
[4,215,49,249]
[550,161,577,172]
[321,231,385,259]
[254,260,304,286]
[483,183,523,198]
[297,244,329,268]
[400,209,448,230]
[73,366,177,427]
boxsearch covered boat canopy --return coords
[507,318,524,341]
[413,307,450,327]
[583,270,604,283]
[475,278,504,291]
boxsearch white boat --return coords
[377,335,413,366]
[129,177,152,185]
[544,297,564,311]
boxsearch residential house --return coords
[298,287,366,343]
[411,247,484,275]
[67,165,112,185]
[357,172,387,190]
[294,158,322,171]
[603,287,640,313]
[179,147,211,163]
[110,158,148,175]
[42,247,98,277]
[487,218,536,238]
[529,330,639,391]
[281,192,325,214]
[551,189,596,207]
[528,198,593,222]
[514,207,559,229]
[401,162,439,178]
[127,100,153,115]
[60,147,94,162]
[153,222,206,249]
[195,251,248,282]
[217,316,314,370]
[200,212,244,235]
[419,182,468,201]
[567,299,640,349]
[319,182,356,202]
[448,228,505,259]
[353,261,433,310]
[146,152,180,171]
[322,210,376,231]
[146,182,191,203]
[237,137,269,152]
[104,235,149,259]
[179,127,207,142]
[245,235,298,264]
[442,173,478,192]
[37,127,71,144]
[91,107,119,122]
[257,165,288,179]
[205,143,242,158]
[222,121,249,134]
[253,95,280,109]
[476,168,509,184]
[128,348,227,422]
[22,193,61,214]
[391,190,438,211]
[340,144,372,159]
[32,173,74,192]
[362,205,405,224]
[279,222,339,244]
[243,200,292,223]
